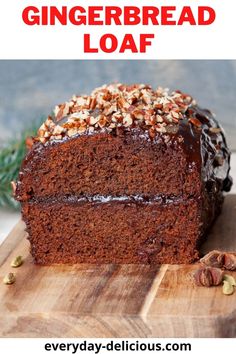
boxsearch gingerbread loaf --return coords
[15,84,232,264]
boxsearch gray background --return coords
[0,60,235,148]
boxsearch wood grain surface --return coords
[0,195,236,338]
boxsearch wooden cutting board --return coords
[1,195,236,338]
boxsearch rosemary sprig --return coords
[0,121,43,209]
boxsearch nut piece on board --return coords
[193,267,223,287]
[11,255,23,268]
[200,250,236,270]
[223,274,236,287]
[3,273,16,285]
[222,280,234,295]
[224,253,236,271]
[200,250,224,268]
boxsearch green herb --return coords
[0,121,43,209]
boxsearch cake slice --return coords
[15,84,232,264]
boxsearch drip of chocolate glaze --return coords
[184,106,232,192]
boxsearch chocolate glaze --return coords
[184,105,232,192]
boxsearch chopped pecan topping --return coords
[35,83,204,143]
